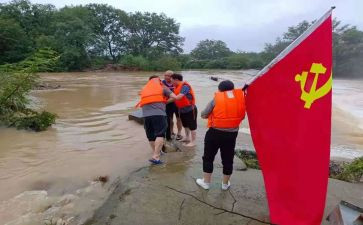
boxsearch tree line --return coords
[0,0,184,71]
[1,0,362,78]
[187,20,363,78]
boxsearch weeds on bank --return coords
[235,150,363,183]
[331,157,363,182]
[235,150,260,170]
[0,48,58,131]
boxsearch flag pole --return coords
[243,6,335,91]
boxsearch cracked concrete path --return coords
[85,151,363,225]
[86,160,271,225]
[84,127,363,225]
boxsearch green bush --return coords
[89,57,112,70]
[0,49,58,131]
[183,60,207,69]
[235,150,260,169]
[225,54,249,69]
[120,55,150,70]
[249,59,264,69]
[334,157,363,182]
[150,56,181,71]
[204,59,227,69]
[3,110,57,132]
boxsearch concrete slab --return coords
[128,109,144,125]
[86,159,363,225]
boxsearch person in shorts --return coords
[170,73,197,147]
[138,75,177,164]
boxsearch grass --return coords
[235,150,260,170]
[332,157,363,182]
[235,150,363,183]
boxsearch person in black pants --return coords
[196,80,246,190]
[162,70,182,141]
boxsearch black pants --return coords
[165,103,179,140]
[203,128,238,175]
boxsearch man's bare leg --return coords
[176,117,182,136]
[181,128,190,142]
[184,130,196,147]
[170,118,175,136]
[223,175,231,185]
[152,137,164,160]
[149,141,155,152]
[204,172,212,183]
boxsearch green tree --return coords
[283,20,311,42]
[150,56,181,71]
[262,18,363,78]
[52,6,94,70]
[0,0,56,42]
[127,12,184,58]
[0,18,32,63]
[191,39,232,60]
[333,20,363,78]
[261,21,312,63]
[225,54,250,69]
[87,4,129,62]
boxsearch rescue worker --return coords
[170,73,197,147]
[162,70,183,141]
[196,80,246,190]
[138,75,177,165]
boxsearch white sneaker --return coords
[196,178,210,190]
[221,181,231,190]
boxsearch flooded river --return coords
[0,71,362,224]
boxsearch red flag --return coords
[246,9,333,225]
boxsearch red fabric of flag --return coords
[246,14,333,225]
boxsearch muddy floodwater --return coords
[0,71,362,224]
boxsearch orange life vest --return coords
[174,81,196,108]
[137,78,166,107]
[207,89,246,128]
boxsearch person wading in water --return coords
[137,75,177,165]
[170,73,198,147]
[196,80,246,190]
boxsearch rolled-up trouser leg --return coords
[202,128,220,173]
[220,131,238,175]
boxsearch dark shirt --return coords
[162,80,175,92]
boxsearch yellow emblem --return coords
[295,63,332,109]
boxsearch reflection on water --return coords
[0,71,362,224]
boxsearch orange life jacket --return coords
[174,81,196,108]
[207,89,246,128]
[137,78,166,107]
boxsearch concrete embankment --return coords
[86,139,363,225]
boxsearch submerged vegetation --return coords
[0,48,57,131]
[1,0,362,77]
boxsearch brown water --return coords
[0,71,362,224]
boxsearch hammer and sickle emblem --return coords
[295,63,332,109]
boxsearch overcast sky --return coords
[1,0,362,52]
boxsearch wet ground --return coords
[86,141,363,225]
[0,71,362,224]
